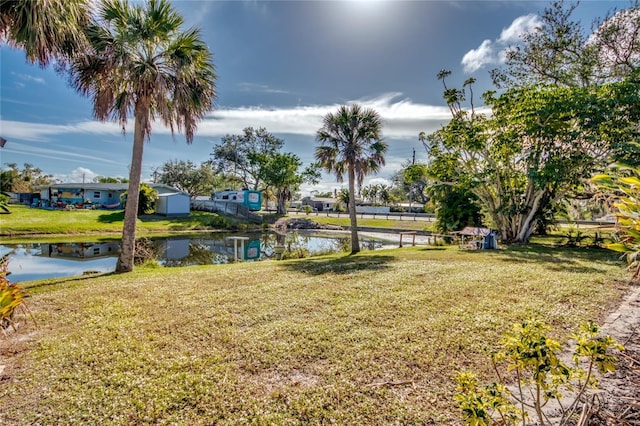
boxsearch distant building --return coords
[155,192,190,216]
[35,183,183,209]
[302,196,337,212]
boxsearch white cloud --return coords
[11,72,46,85]
[461,40,496,73]
[1,93,451,143]
[0,120,122,142]
[237,82,290,94]
[68,167,99,182]
[202,92,451,139]
[1,140,123,165]
[367,177,393,187]
[498,14,541,43]
[461,14,542,73]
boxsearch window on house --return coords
[93,192,100,198]
[93,247,100,255]
[108,193,113,198]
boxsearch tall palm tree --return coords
[71,0,216,272]
[315,104,387,254]
[0,0,92,66]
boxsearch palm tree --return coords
[315,104,387,254]
[70,0,216,272]
[0,0,92,66]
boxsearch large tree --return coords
[495,1,640,169]
[426,72,640,243]
[494,1,640,89]
[0,0,91,67]
[315,104,387,254]
[258,153,304,215]
[156,159,219,198]
[0,163,54,193]
[71,0,216,272]
[211,127,284,190]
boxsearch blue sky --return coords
[0,0,620,195]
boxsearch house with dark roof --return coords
[35,183,184,209]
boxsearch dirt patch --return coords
[588,283,640,425]
[0,328,36,385]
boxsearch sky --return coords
[0,0,624,196]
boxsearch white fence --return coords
[191,199,263,223]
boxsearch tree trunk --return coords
[514,189,545,243]
[348,164,360,254]
[276,188,286,214]
[116,105,148,273]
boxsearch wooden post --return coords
[399,231,417,247]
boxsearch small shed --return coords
[156,192,190,216]
[453,227,498,250]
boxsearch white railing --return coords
[191,200,263,223]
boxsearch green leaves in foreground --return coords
[0,254,35,333]
[455,319,623,426]
[592,162,640,281]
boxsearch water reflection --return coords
[2,232,391,283]
[0,243,118,283]
[43,242,120,258]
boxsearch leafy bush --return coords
[593,163,640,281]
[455,319,623,426]
[0,255,34,333]
[208,214,230,229]
[121,183,159,215]
[562,229,590,247]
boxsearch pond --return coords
[1,231,397,283]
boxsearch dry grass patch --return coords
[0,244,631,424]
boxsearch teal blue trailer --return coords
[244,239,261,260]
[212,189,262,211]
[237,190,262,211]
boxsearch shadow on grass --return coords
[419,246,448,251]
[492,243,621,274]
[97,211,124,223]
[22,271,117,294]
[281,253,395,275]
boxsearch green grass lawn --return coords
[0,244,631,424]
[0,205,252,238]
[304,214,433,231]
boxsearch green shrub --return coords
[455,319,623,426]
[121,184,158,215]
[0,255,34,333]
[208,214,230,229]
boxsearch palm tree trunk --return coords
[116,105,147,272]
[348,164,360,254]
